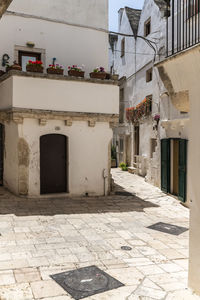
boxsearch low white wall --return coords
[18,118,112,196]
[0,75,119,115]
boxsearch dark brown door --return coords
[40,134,67,194]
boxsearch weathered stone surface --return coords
[18,138,29,195]
[0,0,12,18]
[0,169,192,299]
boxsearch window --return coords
[150,138,157,158]
[18,51,41,71]
[119,88,125,123]
[146,68,153,82]
[144,18,151,37]
[121,38,125,57]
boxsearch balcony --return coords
[166,0,200,57]
[0,70,119,115]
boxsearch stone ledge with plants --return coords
[0,59,119,82]
[126,97,152,123]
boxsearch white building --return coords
[109,0,189,204]
[156,0,198,294]
[0,0,119,197]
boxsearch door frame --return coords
[40,134,69,194]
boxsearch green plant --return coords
[119,162,128,171]
[93,67,105,73]
[111,145,116,159]
[122,166,128,171]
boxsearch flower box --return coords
[90,72,106,80]
[0,70,5,77]
[26,65,44,73]
[47,68,64,75]
[6,63,22,72]
[68,69,84,78]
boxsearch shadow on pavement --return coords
[0,184,159,216]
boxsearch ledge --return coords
[155,43,200,67]
[0,70,119,86]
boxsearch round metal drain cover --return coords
[121,246,132,251]
[64,269,109,292]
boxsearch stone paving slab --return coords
[0,169,198,299]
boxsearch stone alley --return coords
[0,169,197,299]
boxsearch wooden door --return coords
[40,134,67,194]
[161,139,170,193]
[178,139,187,202]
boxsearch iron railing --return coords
[166,0,200,56]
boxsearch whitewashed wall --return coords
[0,0,109,75]
[4,118,113,197]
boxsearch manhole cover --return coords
[50,265,124,300]
[115,191,132,196]
[147,222,188,236]
[121,246,132,251]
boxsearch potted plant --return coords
[90,67,106,80]
[6,61,22,72]
[68,65,84,78]
[119,162,128,171]
[47,64,64,75]
[26,60,44,73]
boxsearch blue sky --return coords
[109,0,144,31]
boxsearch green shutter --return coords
[161,139,170,193]
[178,139,187,203]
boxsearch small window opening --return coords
[146,68,153,82]
[144,18,151,37]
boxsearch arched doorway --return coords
[40,134,68,194]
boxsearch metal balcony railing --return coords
[166,0,200,56]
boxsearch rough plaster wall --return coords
[18,137,29,195]
[20,118,112,197]
[0,0,12,18]
[4,121,19,194]
[8,0,108,30]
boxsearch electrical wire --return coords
[109,48,165,56]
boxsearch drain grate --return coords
[121,246,132,251]
[50,265,124,300]
[147,222,188,236]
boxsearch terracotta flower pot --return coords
[47,68,64,75]
[111,74,119,81]
[68,69,84,78]
[26,65,44,73]
[90,72,106,80]
[6,64,22,72]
